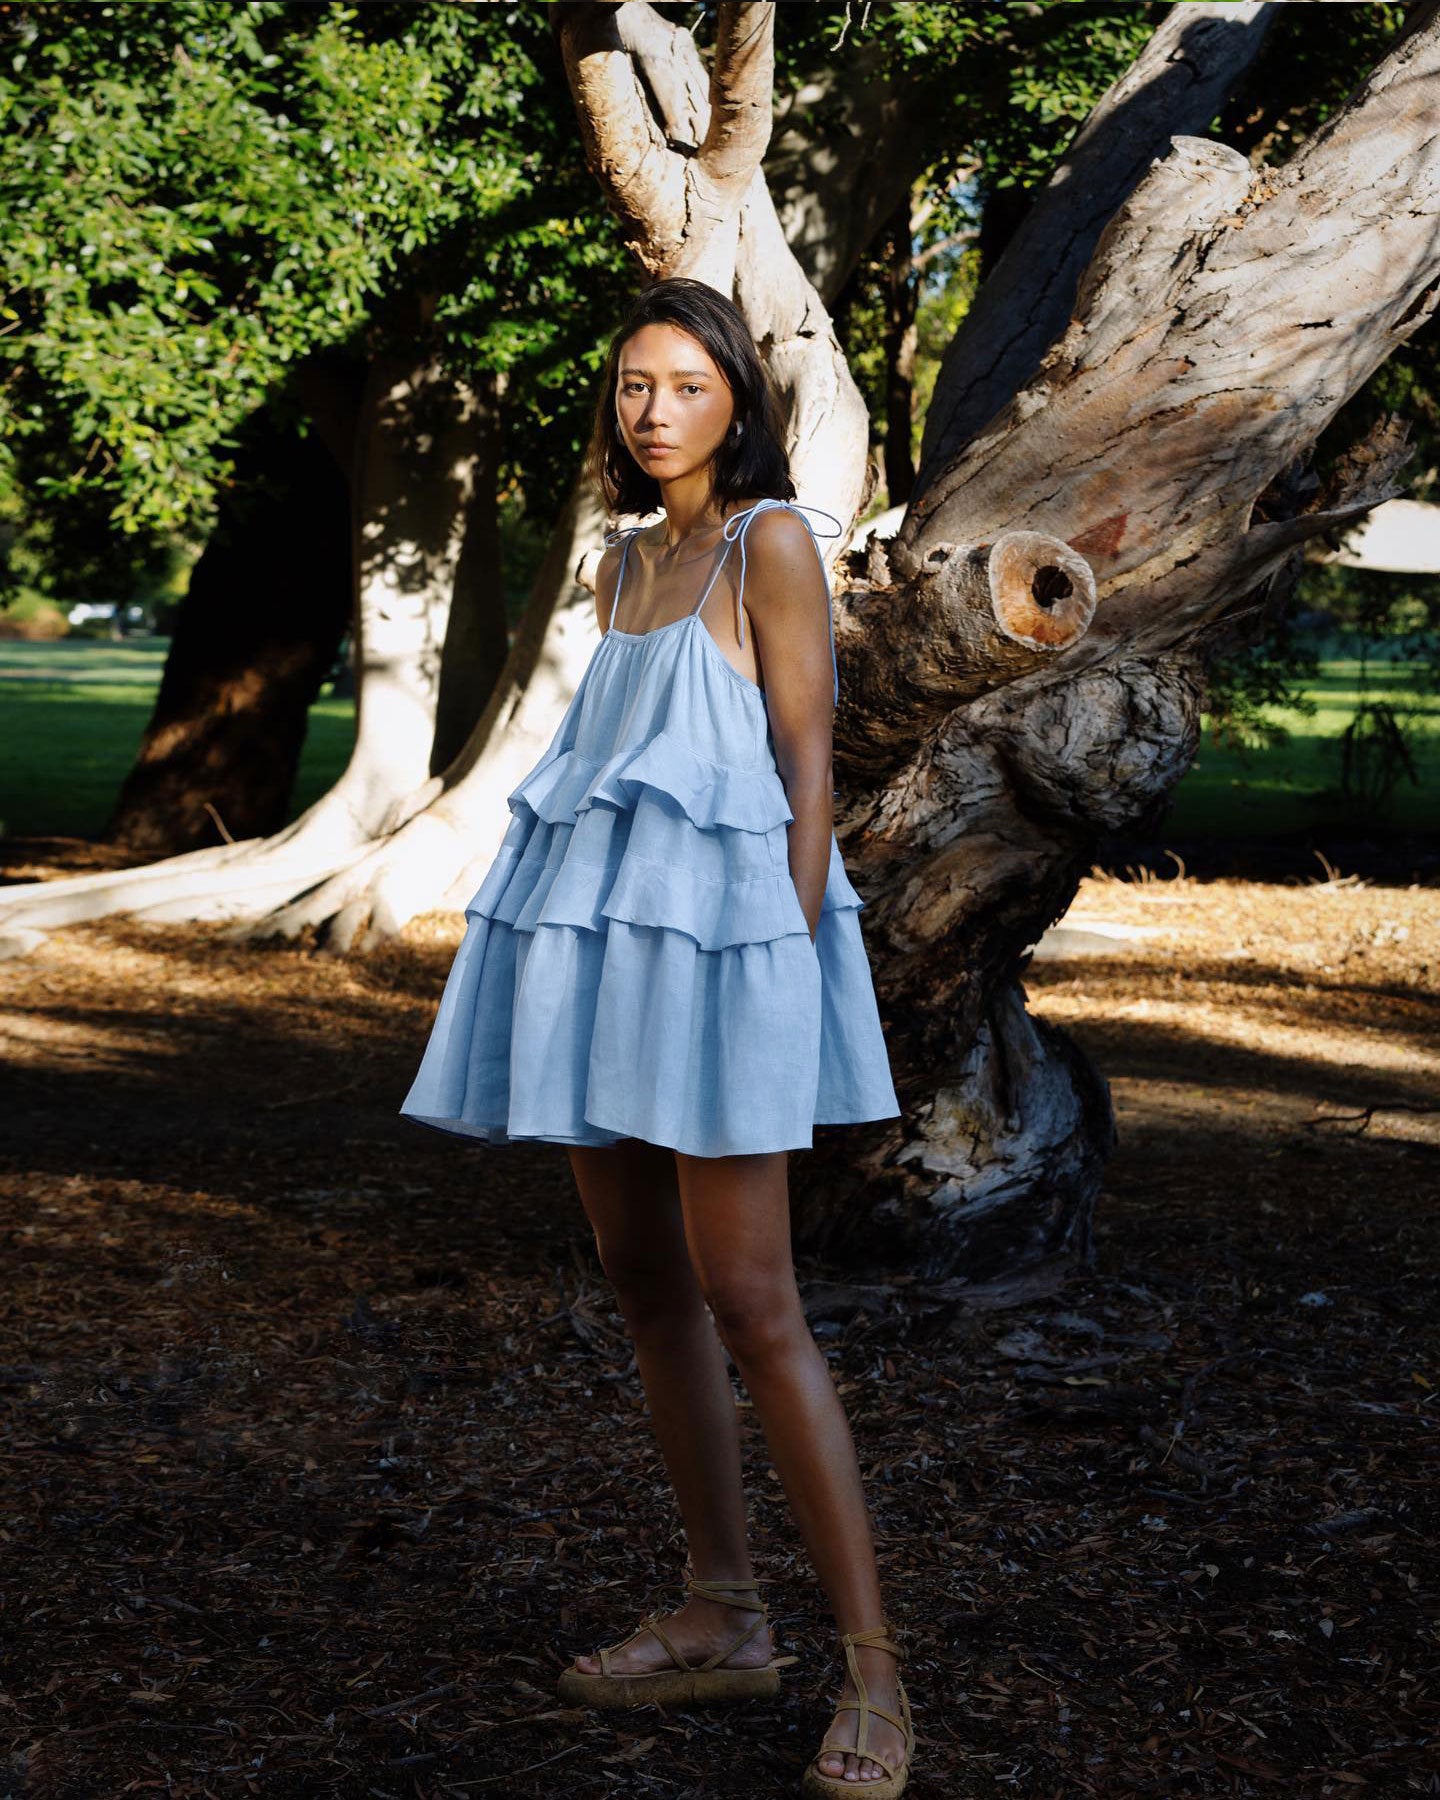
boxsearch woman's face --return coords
[615,323,736,483]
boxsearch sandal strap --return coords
[685,1576,767,1612]
[825,1696,910,1738]
[840,1621,904,1658]
[640,1613,690,1670]
[686,1577,770,1671]
[598,1612,690,1676]
[837,1625,909,1762]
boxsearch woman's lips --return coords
[642,445,675,456]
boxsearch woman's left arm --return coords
[742,510,836,943]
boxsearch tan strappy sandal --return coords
[801,1620,915,1798]
[556,1575,796,1709]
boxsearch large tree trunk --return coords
[102,409,352,856]
[829,2,1438,1276]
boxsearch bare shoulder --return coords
[739,500,815,552]
[737,504,828,624]
[737,504,835,718]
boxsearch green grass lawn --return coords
[0,637,1434,841]
[0,637,355,839]
[1170,660,1438,835]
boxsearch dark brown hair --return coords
[585,277,794,520]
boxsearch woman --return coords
[400,277,913,1796]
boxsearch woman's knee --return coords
[701,1278,808,1363]
[596,1237,704,1327]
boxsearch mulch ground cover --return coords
[1,837,1436,1798]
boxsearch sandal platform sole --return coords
[556,1662,782,1708]
[802,1762,908,1799]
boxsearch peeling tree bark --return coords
[914,1,1281,495]
[812,1,1438,1276]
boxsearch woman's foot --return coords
[569,1585,773,1676]
[813,1643,908,1785]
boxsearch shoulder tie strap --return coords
[601,524,646,633]
[692,498,845,706]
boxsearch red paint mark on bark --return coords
[1068,513,1128,559]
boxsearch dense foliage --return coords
[2,0,1432,743]
[0,0,630,604]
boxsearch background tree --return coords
[0,0,629,856]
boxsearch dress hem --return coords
[398,1101,901,1157]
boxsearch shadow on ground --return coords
[2,852,1436,1797]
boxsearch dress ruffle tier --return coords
[400,599,900,1156]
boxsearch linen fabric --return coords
[399,498,901,1156]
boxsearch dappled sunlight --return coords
[1027,870,1439,1148]
[4,858,1436,1800]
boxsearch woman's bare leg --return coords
[676,1147,906,1786]
[565,1137,773,1673]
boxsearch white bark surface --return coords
[222,0,884,953]
[0,355,483,937]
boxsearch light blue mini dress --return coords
[399,497,900,1156]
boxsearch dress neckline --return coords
[602,497,844,706]
[605,614,691,642]
[604,611,766,701]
